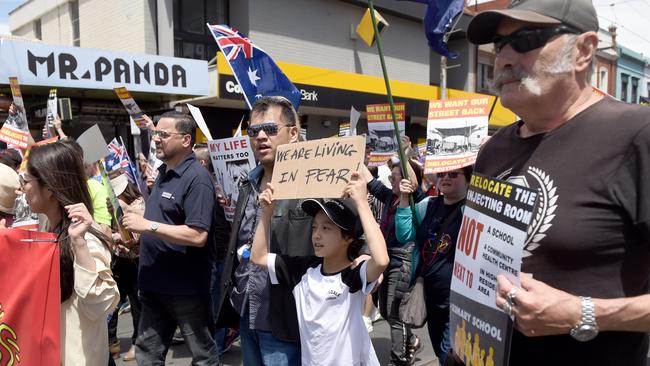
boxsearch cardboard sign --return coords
[449,174,539,366]
[77,124,109,164]
[207,136,256,221]
[366,102,405,167]
[271,136,365,199]
[0,77,30,149]
[115,87,147,128]
[424,97,489,174]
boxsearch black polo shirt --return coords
[139,152,217,295]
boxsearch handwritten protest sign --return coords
[425,97,489,174]
[449,174,539,366]
[271,136,365,199]
[366,102,405,167]
[114,87,147,128]
[0,77,30,149]
[207,136,256,221]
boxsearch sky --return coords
[0,0,649,59]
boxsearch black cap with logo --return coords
[301,198,364,240]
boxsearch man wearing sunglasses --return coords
[122,111,230,365]
[216,96,311,366]
[464,0,650,365]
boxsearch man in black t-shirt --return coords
[465,0,650,365]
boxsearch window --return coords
[71,1,80,46]
[621,74,629,102]
[598,67,608,92]
[631,77,639,104]
[173,0,228,61]
[34,19,42,40]
[477,63,494,93]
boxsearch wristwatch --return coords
[149,222,159,233]
[569,296,598,342]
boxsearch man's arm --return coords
[496,275,650,336]
[251,183,275,267]
[121,206,208,247]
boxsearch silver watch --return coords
[569,296,598,342]
[150,222,159,233]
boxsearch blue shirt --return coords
[139,153,217,295]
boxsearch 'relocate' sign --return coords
[0,39,208,95]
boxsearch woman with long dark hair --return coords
[21,141,119,365]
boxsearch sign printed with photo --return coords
[449,174,539,366]
[207,136,256,222]
[115,87,147,128]
[0,77,30,149]
[271,136,365,199]
[44,89,58,138]
[425,97,489,174]
[366,102,405,167]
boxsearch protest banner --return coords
[114,87,147,128]
[449,174,539,366]
[207,136,256,221]
[0,228,60,365]
[339,123,350,137]
[271,136,365,199]
[0,77,30,149]
[188,104,213,141]
[366,102,405,167]
[424,96,489,174]
[44,89,58,139]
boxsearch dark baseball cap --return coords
[467,0,599,45]
[301,198,364,239]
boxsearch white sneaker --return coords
[370,306,382,323]
[363,315,374,333]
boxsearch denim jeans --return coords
[239,310,300,366]
[135,291,219,366]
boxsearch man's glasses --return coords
[437,172,463,179]
[151,130,186,139]
[247,121,292,138]
[492,26,579,54]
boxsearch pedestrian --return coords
[122,111,230,365]
[465,0,650,364]
[395,166,472,366]
[250,173,389,365]
[18,141,120,365]
[0,163,20,227]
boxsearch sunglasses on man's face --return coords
[437,171,463,179]
[492,26,579,54]
[247,121,292,138]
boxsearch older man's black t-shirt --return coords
[474,98,650,366]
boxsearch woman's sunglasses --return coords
[247,122,292,138]
[492,26,579,54]
[437,172,463,179]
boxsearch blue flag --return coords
[398,0,465,59]
[207,24,301,110]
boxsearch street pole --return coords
[367,0,418,225]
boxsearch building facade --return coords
[615,45,646,104]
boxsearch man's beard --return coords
[489,37,576,97]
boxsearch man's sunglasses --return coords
[247,122,293,138]
[437,172,463,179]
[492,26,580,54]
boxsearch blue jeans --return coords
[239,310,300,366]
[135,291,219,366]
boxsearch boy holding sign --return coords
[251,174,389,365]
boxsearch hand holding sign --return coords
[495,274,582,337]
[341,172,367,205]
[259,183,276,214]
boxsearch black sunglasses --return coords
[247,121,292,138]
[437,172,463,179]
[492,26,579,54]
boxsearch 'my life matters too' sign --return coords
[0,39,208,95]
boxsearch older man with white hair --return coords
[465,0,650,365]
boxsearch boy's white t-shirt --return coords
[267,254,380,366]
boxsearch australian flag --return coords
[207,24,302,110]
[398,0,465,59]
[105,138,138,185]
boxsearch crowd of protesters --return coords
[1,0,650,365]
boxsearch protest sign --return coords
[350,106,361,136]
[77,125,109,164]
[0,229,60,365]
[114,87,147,128]
[424,97,489,174]
[188,104,213,141]
[366,102,405,167]
[271,136,365,199]
[449,174,539,366]
[339,123,350,137]
[44,89,58,139]
[207,136,256,221]
[0,77,30,149]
